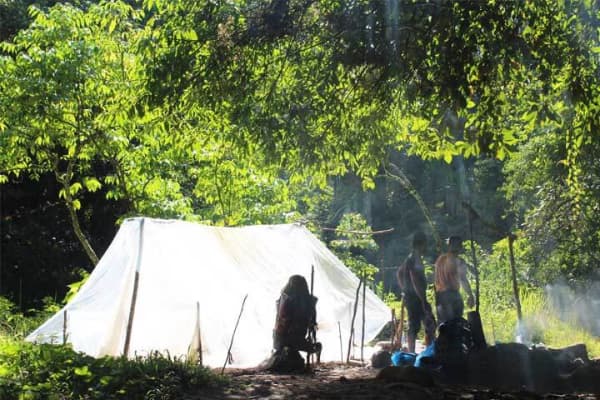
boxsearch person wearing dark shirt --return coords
[396,232,436,353]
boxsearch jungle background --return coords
[0,0,599,398]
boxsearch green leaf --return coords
[83,177,102,192]
[108,18,117,34]
[73,365,91,377]
[443,151,453,164]
[69,182,82,196]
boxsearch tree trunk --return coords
[64,194,99,266]
[385,164,443,252]
[55,161,99,266]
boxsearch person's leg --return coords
[452,290,464,319]
[436,290,453,325]
[423,302,436,346]
[405,295,422,353]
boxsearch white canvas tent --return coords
[27,217,390,367]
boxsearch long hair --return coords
[282,275,310,298]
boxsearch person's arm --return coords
[464,260,478,278]
[458,258,475,308]
[408,263,428,310]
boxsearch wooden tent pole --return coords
[63,309,67,345]
[124,218,145,357]
[221,294,248,375]
[360,271,366,362]
[197,301,203,366]
[338,321,343,362]
[346,277,362,363]
[389,308,396,348]
[123,271,140,357]
[308,264,316,366]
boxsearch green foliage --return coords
[375,282,397,304]
[0,297,57,339]
[503,128,600,283]
[0,296,223,399]
[477,239,600,357]
[64,269,90,304]
[479,288,600,358]
[331,213,379,285]
[0,339,223,400]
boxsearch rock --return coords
[376,365,435,387]
[370,350,392,368]
[563,359,600,393]
[467,343,531,391]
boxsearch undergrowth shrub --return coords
[0,339,225,399]
[0,296,224,399]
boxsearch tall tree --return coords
[0,2,146,264]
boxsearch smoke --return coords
[514,316,545,346]
[545,280,600,337]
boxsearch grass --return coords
[480,289,600,358]
[387,289,600,358]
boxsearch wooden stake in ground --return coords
[221,294,248,375]
[360,271,367,362]
[346,277,362,363]
[124,271,140,357]
[307,264,317,367]
[196,301,203,366]
[124,218,145,357]
[63,309,68,345]
[338,321,343,362]
[508,235,522,321]
[389,308,396,348]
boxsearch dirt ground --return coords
[196,363,599,400]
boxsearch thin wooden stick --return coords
[124,218,145,357]
[389,308,396,348]
[338,321,343,363]
[320,227,394,236]
[308,265,315,366]
[346,277,362,363]
[123,271,140,357]
[508,235,522,321]
[62,309,68,345]
[196,301,203,366]
[360,271,366,362]
[221,294,248,374]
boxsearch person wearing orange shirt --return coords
[434,236,475,324]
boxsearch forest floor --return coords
[194,363,599,400]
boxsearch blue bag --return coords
[391,351,417,366]
[414,342,436,368]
